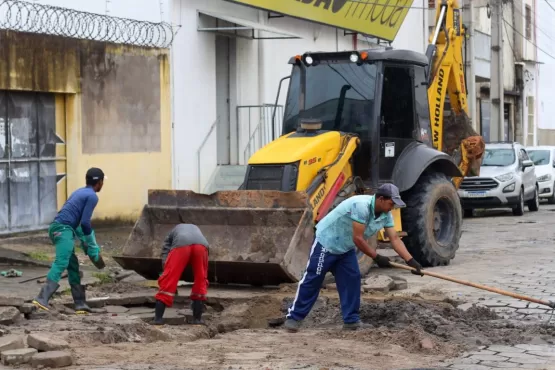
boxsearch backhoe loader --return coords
[114,0,485,286]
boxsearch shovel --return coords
[389,261,555,309]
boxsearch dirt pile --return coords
[282,297,555,351]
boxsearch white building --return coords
[18,0,430,194]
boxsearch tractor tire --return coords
[400,173,462,267]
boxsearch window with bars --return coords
[525,5,532,40]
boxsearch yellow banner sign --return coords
[224,0,414,42]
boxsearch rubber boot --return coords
[153,300,166,325]
[32,279,60,311]
[191,300,205,325]
[70,284,92,314]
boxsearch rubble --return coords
[18,303,36,315]
[105,306,129,314]
[0,297,24,308]
[0,335,25,352]
[362,275,396,293]
[30,351,73,368]
[27,333,69,352]
[390,276,408,291]
[0,307,21,325]
[0,348,37,365]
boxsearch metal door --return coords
[520,148,535,198]
[0,91,63,234]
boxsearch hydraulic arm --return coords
[425,0,485,188]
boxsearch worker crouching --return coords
[153,224,209,325]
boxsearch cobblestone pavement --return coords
[387,203,555,370]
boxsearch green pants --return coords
[46,222,81,285]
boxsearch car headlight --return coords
[537,174,552,182]
[495,173,514,182]
[503,183,515,192]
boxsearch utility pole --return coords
[466,0,477,130]
[490,0,504,141]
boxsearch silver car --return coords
[458,142,539,216]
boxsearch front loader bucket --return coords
[113,190,315,286]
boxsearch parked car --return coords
[458,142,539,216]
[526,145,555,204]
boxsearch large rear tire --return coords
[400,173,463,267]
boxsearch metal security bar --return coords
[236,104,283,165]
[0,0,174,48]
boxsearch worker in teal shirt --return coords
[33,168,106,314]
[284,183,424,332]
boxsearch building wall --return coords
[0,30,172,227]
[170,0,428,191]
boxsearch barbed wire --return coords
[0,0,174,48]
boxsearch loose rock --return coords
[27,333,69,352]
[105,293,154,306]
[30,351,73,368]
[363,275,395,293]
[19,303,37,314]
[1,348,38,365]
[104,306,129,314]
[0,296,24,308]
[420,337,435,350]
[0,335,25,352]
[390,276,408,291]
[325,283,337,291]
[0,307,21,325]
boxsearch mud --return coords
[292,297,555,350]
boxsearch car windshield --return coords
[282,61,377,137]
[481,148,516,166]
[527,150,551,165]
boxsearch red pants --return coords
[155,244,208,307]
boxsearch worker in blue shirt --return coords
[284,183,424,332]
[33,168,106,314]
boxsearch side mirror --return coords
[522,159,533,169]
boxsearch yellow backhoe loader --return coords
[114,0,485,286]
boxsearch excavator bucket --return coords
[113,190,315,286]
[443,110,486,182]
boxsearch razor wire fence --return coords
[0,0,174,48]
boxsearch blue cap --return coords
[376,183,406,208]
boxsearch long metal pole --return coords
[490,0,504,141]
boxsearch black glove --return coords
[406,258,424,276]
[373,254,392,268]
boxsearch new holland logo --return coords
[224,0,414,42]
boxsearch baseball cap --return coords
[376,183,406,208]
[86,167,107,181]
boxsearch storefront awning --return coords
[197,10,300,40]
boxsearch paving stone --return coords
[451,357,480,364]
[479,361,519,368]
[18,303,36,315]
[0,297,24,308]
[30,351,73,368]
[527,351,555,357]
[507,356,548,364]
[127,307,155,315]
[516,308,549,315]
[27,333,69,351]
[498,352,546,359]
[0,307,21,325]
[104,306,129,314]
[0,348,37,365]
[362,275,395,293]
[482,301,510,308]
[487,345,525,353]
[515,344,555,352]
[470,350,498,355]
[105,293,154,306]
[469,354,509,361]
[325,283,337,290]
[450,364,493,370]
[508,301,529,309]
[0,335,25,352]
[85,297,110,308]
